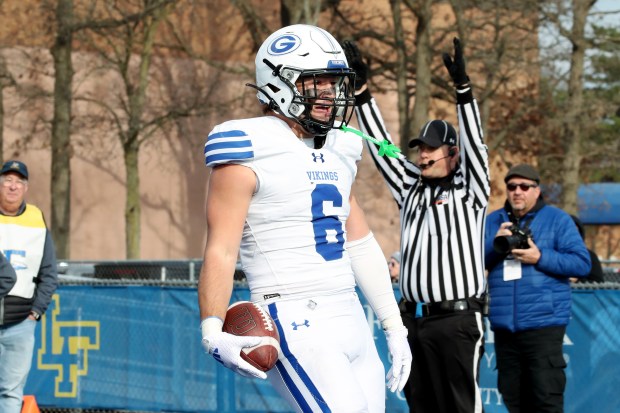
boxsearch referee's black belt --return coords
[402,297,483,317]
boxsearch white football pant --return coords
[262,292,385,413]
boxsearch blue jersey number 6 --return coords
[311,184,345,261]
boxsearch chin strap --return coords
[245,83,280,112]
[313,135,326,149]
[246,82,331,137]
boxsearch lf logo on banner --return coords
[36,294,101,397]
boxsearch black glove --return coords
[442,37,470,87]
[342,40,368,92]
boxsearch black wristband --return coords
[354,88,372,106]
[456,88,473,105]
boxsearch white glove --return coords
[385,326,412,393]
[202,332,267,379]
[200,316,267,379]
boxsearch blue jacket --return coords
[485,200,591,332]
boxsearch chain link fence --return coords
[57,258,620,287]
[58,259,245,283]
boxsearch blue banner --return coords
[24,286,620,412]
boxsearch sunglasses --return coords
[507,183,538,192]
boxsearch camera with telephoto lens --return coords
[493,225,532,254]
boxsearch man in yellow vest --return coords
[0,160,58,413]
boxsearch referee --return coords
[345,38,489,413]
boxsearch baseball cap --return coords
[409,120,457,148]
[504,164,540,184]
[0,160,28,179]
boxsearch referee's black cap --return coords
[409,120,457,148]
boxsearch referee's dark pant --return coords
[401,298,485,413]
[494,326,567,413]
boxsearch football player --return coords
[198,24,411,412]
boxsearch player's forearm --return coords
[347,232,402,330]
[198,247,237,321]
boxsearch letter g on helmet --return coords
[268,34,301,55]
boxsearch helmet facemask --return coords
[286,68,356,135]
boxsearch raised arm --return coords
[443,38,490,208]
[343,40,420,209]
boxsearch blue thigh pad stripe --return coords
[268,302,331,413]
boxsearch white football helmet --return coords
[253,24,356,135]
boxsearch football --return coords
[223,301,281,372]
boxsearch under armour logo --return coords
[212,349,224,365]
[312,153,325,163]
[291,320,310,330]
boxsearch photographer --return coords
[484,164,591,413]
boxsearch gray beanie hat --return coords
[390,251,402,263]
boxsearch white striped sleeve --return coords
[456,91,490,210]
[354,92,420,209]
[204,129,254,167]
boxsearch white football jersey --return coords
[204,116,362,300]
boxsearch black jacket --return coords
[0,251,16,298]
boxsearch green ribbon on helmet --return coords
[340,125,402,159]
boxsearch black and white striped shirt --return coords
[355,88,490,304]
